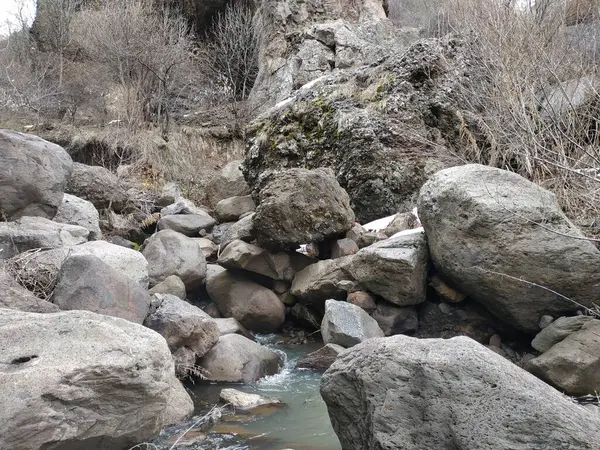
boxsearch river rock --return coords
[204,160,250,208]
[215,195,256,222]
[0,129,72,220]
[53,193,102,240]
[0,308,193,450]
[220,213,255,248]
[320,334,600,450]
[213,317,255,340]
[219,388,282,410]
[349,230,428,306]
[321,299,384,348]
[206,269,285,332]
[371,302,418,336]
[418,164,600,333]
[526,319,600,395]
[290,257,354,309]
[0,264,59,313]
[144,294,220,358]
[198,334,281,382]
[296,344,346,371]
[531,315,594,352]
[52,254,152,324]
[218,239,294,281]
[0,216,89,259]
[157,213,216,236]
[251,168,355,251]
[66,162,130,212]
[143,230,207,291]
[148,275,187,300]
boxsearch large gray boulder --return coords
[198,334,282,382]
[218,239,295,281]
[215,195,256,222]
[204,160,250,208]
[66,162,130,212]
[53,193,102,240]
[251,168,355,251]
[526,319,600,396]
[290,256,354,309]
[0,308,193,450]
[349,229,428,306]
[321,299,384,348]
[0,129,72,220]
[157,213,216,236]
[142,230,207,291]
[0,216,89,259]
[418,164,600,333]
[320,335,600,450]
[206,269,285,333]
[144,294,220,358]
[52,255,152,324]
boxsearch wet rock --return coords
[52,255,151,324]
[418,164,600,333]
[53,193,102,240]
[67,162,130,212]
[0,216,89,259]
[148,275,187,300]
[206,269,285,333]
[215,195,256,222]
[321,334,600,450]
[198,334,281,382]
[290,257,354,309]
[321,299,384,348]
[251,168,355,251]
[218,240,295,281]
[295,344,346,371]
[531,315,594,352]
[219,389,282,410]
[371,302,418,336]
[157,213,216,237]
[204,160,250,208]
[0,308,193,450]
[0,129,72,220]
[348,230,428,306]
[346,291,377,313]
[144,294,220,358]
[143,230,207,291]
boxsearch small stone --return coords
[489,334,502,348]
[539,315,554,329]
[438,302,452,314]
[346,291,377,313]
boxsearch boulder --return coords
[0,216,89,259]
[0,309,193,450]
[206,269,285,333]
[198,334,282,382]
[142,230,207,291]
[144,294,220,358]
[53,193,102,240]
[418,164,600,333]
[218,239,295,281]
[220,213,255,248]
[0,264,59,313]
[204,160,250,208]
[66,162,130,212]
[371,302,418,336]
[219,389,282,410]
[148,275,187,300]
[295,343,346,371]
[290,256,354,309]
[245,37,479,222]
[52,255,152,324]
[321,299,384,348]
[320,334,600,450]
[215,195,256,222]
[213,317,255,340]
[251,168,355,251]
[349,230,428,306]
[157,213,216,236]
[330,238,359,259]
[531,315,594,352]
[346,291,377,313]
[526,320,600,395]
[0,129,72,220]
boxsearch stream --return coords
[152,334,342,450]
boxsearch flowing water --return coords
[153,334,342,450]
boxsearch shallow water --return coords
[155,334,342,450]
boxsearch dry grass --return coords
[5,248,68,300]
